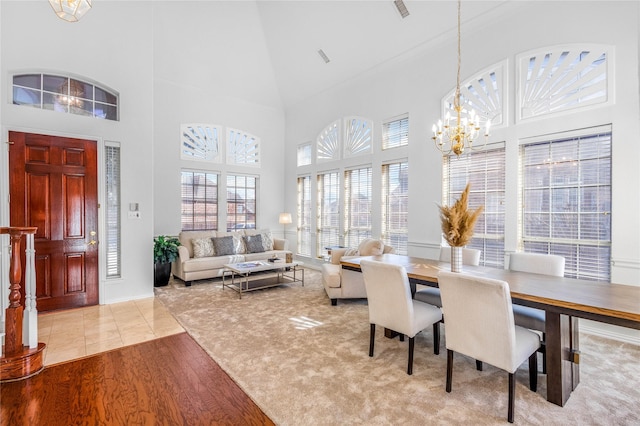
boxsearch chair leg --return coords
[369,324,375,357]
[407,337,415,375]
[476,360,483,371]
[528,351,538,392]
[446,349,454,392]
[433,322,440,355]
[540,335,547,373]
[508,372,515,423]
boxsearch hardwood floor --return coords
[1,332,274,425]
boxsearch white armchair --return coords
[321,238,395,305]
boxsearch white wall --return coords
[0,1,286,306]
[284,1,640,338]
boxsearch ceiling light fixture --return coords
[49,0,92,23]
[394,0,410,19]
[317,49,331,64]
[432,0,490,157]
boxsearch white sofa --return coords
[321,238,395,305]
[171,229,291,286]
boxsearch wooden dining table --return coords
[340,254,640,407]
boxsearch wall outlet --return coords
[128,211,141,219]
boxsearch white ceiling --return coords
[254,0,521,108]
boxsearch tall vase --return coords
[451,246,463,273]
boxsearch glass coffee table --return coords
[222,260,304,299]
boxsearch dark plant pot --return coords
[154,262,172,287]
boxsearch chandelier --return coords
[432,0,490,157]
[49,0,92,22]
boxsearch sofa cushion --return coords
[212,236,235,256]
[243,234,265,253]
[358,238,384,256]
[192,238,215,258]
[182,255,240,273]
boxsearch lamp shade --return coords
[49,0,92,22]
[279,213,292,225]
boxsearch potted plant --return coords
[438,183,483,272]
[154,235,180,287]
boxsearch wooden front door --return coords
[9,131,99,312]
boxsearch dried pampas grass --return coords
[438,183,484,247]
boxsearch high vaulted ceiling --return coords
[254,0,519,108]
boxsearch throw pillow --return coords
[243,234,265,253]
[260,231,274,251]
[191,238,215,258]
[343,248,359,257]
[212,236,235,256]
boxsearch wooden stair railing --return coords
[1,227,46,382]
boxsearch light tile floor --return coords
[37,297,184,366]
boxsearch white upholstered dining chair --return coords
[438,271,540,423]
[508,252,565,372]
[360,260,443,375]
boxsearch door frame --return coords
[0,126,108,315]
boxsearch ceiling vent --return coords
[317,49,331,64]
[394,0,410,19]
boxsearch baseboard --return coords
[580,319,640,345]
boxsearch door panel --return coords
[9,131,99,311]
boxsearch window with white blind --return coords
[382,115,409,150]
[181,171,218,230]
[105,143,121,278]
[297,176,312,256]
[443,144,506,268]
[381,161,408,255]
[344,167,372,247]
[317,172,341,255]
[226,175,257,231]
[521,129,611,281]
[297,143,312,166]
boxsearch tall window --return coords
[226,174,257,230]
[297,176,312,256]
[382,115,409,150]
[317,172,340,254]
[382,161,408,255]
[443,145,506,267]
[12,73,118,120]
[521,130,611,281]
[181,171,218,230]
[344,167,372,247]
[105,144,121,277]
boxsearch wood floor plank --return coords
[1,332,274,426]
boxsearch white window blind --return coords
[105,144,121,278]
[317,172,340,255]
[297,176,312,256]
[344,117,373,157]
[226,175,257,231]
[443,144,506,268]
[344,167,372,247]
[181,170,218,231]
[521,131,611,281]
[381,161,408,255]
[382,115,409,150]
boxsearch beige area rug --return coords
[155,268,640,425]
